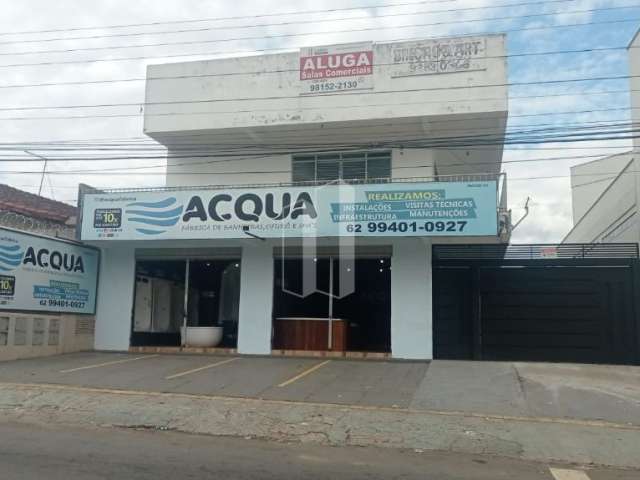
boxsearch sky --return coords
[0,0,639,242]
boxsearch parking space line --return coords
[550,468,591,480]
[165,357,239,380]
[277,360,331,388]
[60,355,160,373]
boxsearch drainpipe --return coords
[182,259,190,347]
[328,258,334,351]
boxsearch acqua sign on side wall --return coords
[80,181,498,241]
[0,228,99,314]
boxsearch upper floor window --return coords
[292,151,391,183]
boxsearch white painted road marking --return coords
[165,357,239,379]
[278,360,331,388]
[550,468,591,480]
[60,355,159,373]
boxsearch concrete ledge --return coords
[270,350,391,359]
[1,382,639,469]
[129,346,238,355]
[128,346,391,359]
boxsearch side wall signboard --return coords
[0,228,99,314]
[390,36,487,77]
[80,181,498,241]
[299,41,374,95]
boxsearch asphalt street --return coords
[0,421,637,480]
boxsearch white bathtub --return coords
[181,326,223,347]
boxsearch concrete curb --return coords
[1,382,639,469]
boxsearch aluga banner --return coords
[0,227,99,314]
[80,181,498,241]
[299,41,374,95]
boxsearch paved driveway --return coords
[0,352,428,409]
[1,352,639,425]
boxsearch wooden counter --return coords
[273,317,348,351]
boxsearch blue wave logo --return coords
[0,242,24,272]
[125,197,183,235]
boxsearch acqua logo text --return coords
[23,247,85,273]
[181,191,318,223]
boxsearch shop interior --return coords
[131,259,241,348]
[272,256,391,353]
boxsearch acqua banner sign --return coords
[80,181,498,241]
[0,227,99,314]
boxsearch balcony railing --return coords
[433,243,640,260]
[91,172,506,194]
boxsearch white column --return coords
[94,247,135,351]
[237,243,273,355]
[391,238,433,359]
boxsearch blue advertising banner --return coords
[0,228,99,314]
[80,181,498,241]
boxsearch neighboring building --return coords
[79,35,511,360]
[564,29,640,243]
[0,184,77,239]
[0,188,97,361]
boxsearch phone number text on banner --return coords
[81,181,498,241]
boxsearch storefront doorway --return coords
[272,256,391,353]
[131,258,241,348]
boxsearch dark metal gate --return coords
[432,244,640,365]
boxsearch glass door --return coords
[131,260,186,347]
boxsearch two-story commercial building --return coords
[79,35,510,360]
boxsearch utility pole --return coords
[23,150,49,196]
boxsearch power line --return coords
[2,103,637,124]
[0,150,633,177]
[56,152,640,175]
[0,145,631,158]
[5,114,635,146]
[0,119,636,154]
[0,114,632,150]
[2,125,633,151]
[0,0,589,46]
[3,5,636,58]
[1,16,638,69]
[13,164,632,203]
[0,45,637,90]
[20,166,623,191]
[8,160,639,204]
[1,73,638,114]
[0,0,453,37]
[2,142,631,151]
[0,125,636,172]
[0,119,634,157]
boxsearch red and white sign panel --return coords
[299,42,374,95]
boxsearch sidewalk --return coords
[0,353,638,468]
[412,360,640,426]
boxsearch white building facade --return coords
[564,30,640,244]
[80,36,510,360]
